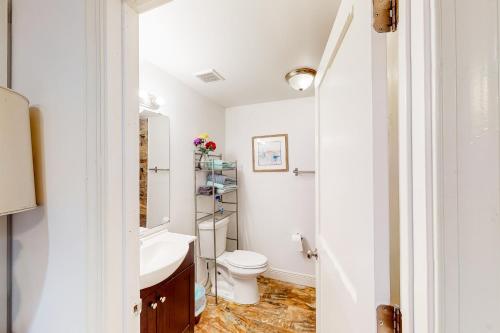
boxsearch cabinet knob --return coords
[150,302,158,310]
[159,296,167,303]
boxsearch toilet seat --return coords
[225,250,268,269]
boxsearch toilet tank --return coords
[198,216,229,259]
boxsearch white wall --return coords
[438,0,500,331]
[140,61,225,236]
[225,98,315,284]
[10,1,88,331]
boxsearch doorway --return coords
[122,0,410,331]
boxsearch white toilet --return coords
[198,217,268,304]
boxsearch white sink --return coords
[140,230,196,289]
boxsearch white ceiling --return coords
[139,0,340,107]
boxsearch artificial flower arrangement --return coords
[194,133,217,168]
[193,133,217,154]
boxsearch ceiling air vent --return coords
[194,69,225,83]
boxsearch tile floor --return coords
[195,277,316,333]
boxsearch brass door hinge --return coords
[377,304,402,333]
[373,0,398,33]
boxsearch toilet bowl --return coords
[198,217,268,304]
[209,250,268,304]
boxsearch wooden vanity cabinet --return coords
[141,242,195,333]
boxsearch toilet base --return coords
[209,266,261,305]
[232,276,260,304]
[210,277,234,302]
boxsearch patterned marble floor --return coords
[195,277,316,333]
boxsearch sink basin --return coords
[140,230,196,289]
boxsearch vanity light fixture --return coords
[139,90,165,110]
[285,67,317,91]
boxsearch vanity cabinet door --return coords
[155,265,195,333]
[156,280,173,333]
[169,265,195,333]
[141,292,159,333]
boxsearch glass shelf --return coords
[195,167,237,172]
[196,187,238,197]
[196,210,236,223]
[194,152,222,157]
[195,160,237,172]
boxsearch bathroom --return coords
[2,0,409,330]
[7,0,500,332]
[137,1,323,331]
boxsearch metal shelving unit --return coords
[194,152,239,304]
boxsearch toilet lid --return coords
[226,250,268,269]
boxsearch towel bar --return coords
[149,167,170,173]
[293,168,315,176]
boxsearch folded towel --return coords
[217,187,237,194]
[206,181,224,189]
[207,174,236,185]
[198,186,214,195]
[206,181,237,191]
[210,160,236,169]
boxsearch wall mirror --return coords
[139,113,170,229]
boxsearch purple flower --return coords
[193,138,202,146]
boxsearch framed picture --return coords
[252,134,289,172]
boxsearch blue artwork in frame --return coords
[252,134,289,172]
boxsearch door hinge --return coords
[373,0,398,33]
[377,304,402,333]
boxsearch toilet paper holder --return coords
[292,233,318,259]
[306,248,319,260]
[291,233,304,252]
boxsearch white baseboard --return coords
[262,267,316,287]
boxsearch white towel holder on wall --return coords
[293,168,315,176]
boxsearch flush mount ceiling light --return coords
[285,68,317,91]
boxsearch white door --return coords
[315,1,390,332]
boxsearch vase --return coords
[197,153,208,170]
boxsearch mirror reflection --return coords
[139,113,170,229]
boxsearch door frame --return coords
[126,0,172,13]
[92,0,440,331]
[86,1,170,332]
[0,2,8,332]
[84,1,142,332]
[398,0,438,332]
[0,0,7,332]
